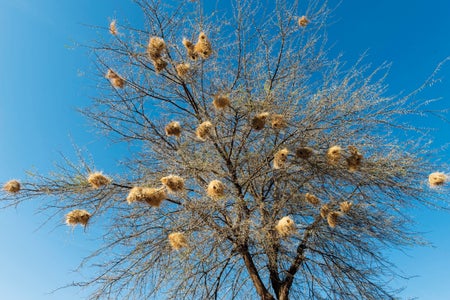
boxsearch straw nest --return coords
[105,69,125,88]
[87,172,111,189]
[207,180,225,199]
[168,232,188,250]
[194,32,212,59]
[339,201,352,214]
[429,172,447,187]
[213,94,230,110]
[65,209,91,227]
[161,175,185,193]
[152,58,168,73]
[251,112,269,130]
[182,38,198,60]
[271,114,287,129]
[109,20,118,35]
[346,146,363,172]
[327,211,341,228]
[305,193,320,206]
[320,204,330,219]
[298,16,309,27]
[176,63,190,77]
[147,37,166,60]
[296,147,314,159]
[127,187,167,207]
[273,148,289,169]
[327,146,342,165]
[165,121,182,137]
[196,121,214,141]
[3,180,21,193]
[275,216,296,237]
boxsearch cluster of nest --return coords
[320,201,353,228]
[271,144,364,172]
[182,32,212,60]
[126,175,185,207]
[251,112,287,131]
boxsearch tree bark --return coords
[241,247,275,300]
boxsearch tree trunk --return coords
[278,283,291,300]
[241,248,276,300]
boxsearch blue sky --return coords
[0,0,449,299]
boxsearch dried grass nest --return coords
[275,216,296,237]
[165,121,182,137]
[109,20,118,35]
[127,186,167,207]
[251,112,270,130]
[87,172,111,189]
[3,180,21,193]
[271,114,287,129]
[327,146,342,165]
[339,201,352,214]
[273,148,289,169]
[196,121,214,141]
[305,193,320,206]
[161,175,185,193]
[207,180,225,199]
[213,94,230,110]
[66,209,91,227]
[168,232,188,250]
[429,172,447,187]
[105,69,126,88]
[298,16,309,27]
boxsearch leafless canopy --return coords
[2,0,449,299]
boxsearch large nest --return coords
[182,38,198,60]
[87,172,111,189]
[176,63,190,78]
[339,201,353,214]
[346,146,363,172]
[305,193,320,206]
[193,32,212,59]
[275,216,296,237]
[327,211,341,228]
[105,69,125,88]
[273,148,289,169]
[3,180,21,194]
[127,187,167,207]
[161,175,185,193]
[429,172,447,187]
[66,209,91,227]
[165,121,182,137]
[327,146,342,165]
[196,121,214,141]
[296,147,314,159]
[213,94,230,110]
[147,37,166,60]
[168,232,188,250]
[251,112,269,130]
[271,114,287,129]
[207,180,225,199]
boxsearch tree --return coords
[1,0,448,299]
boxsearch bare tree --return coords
[2,0,448,299]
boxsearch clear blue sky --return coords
[0,0,449,299]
